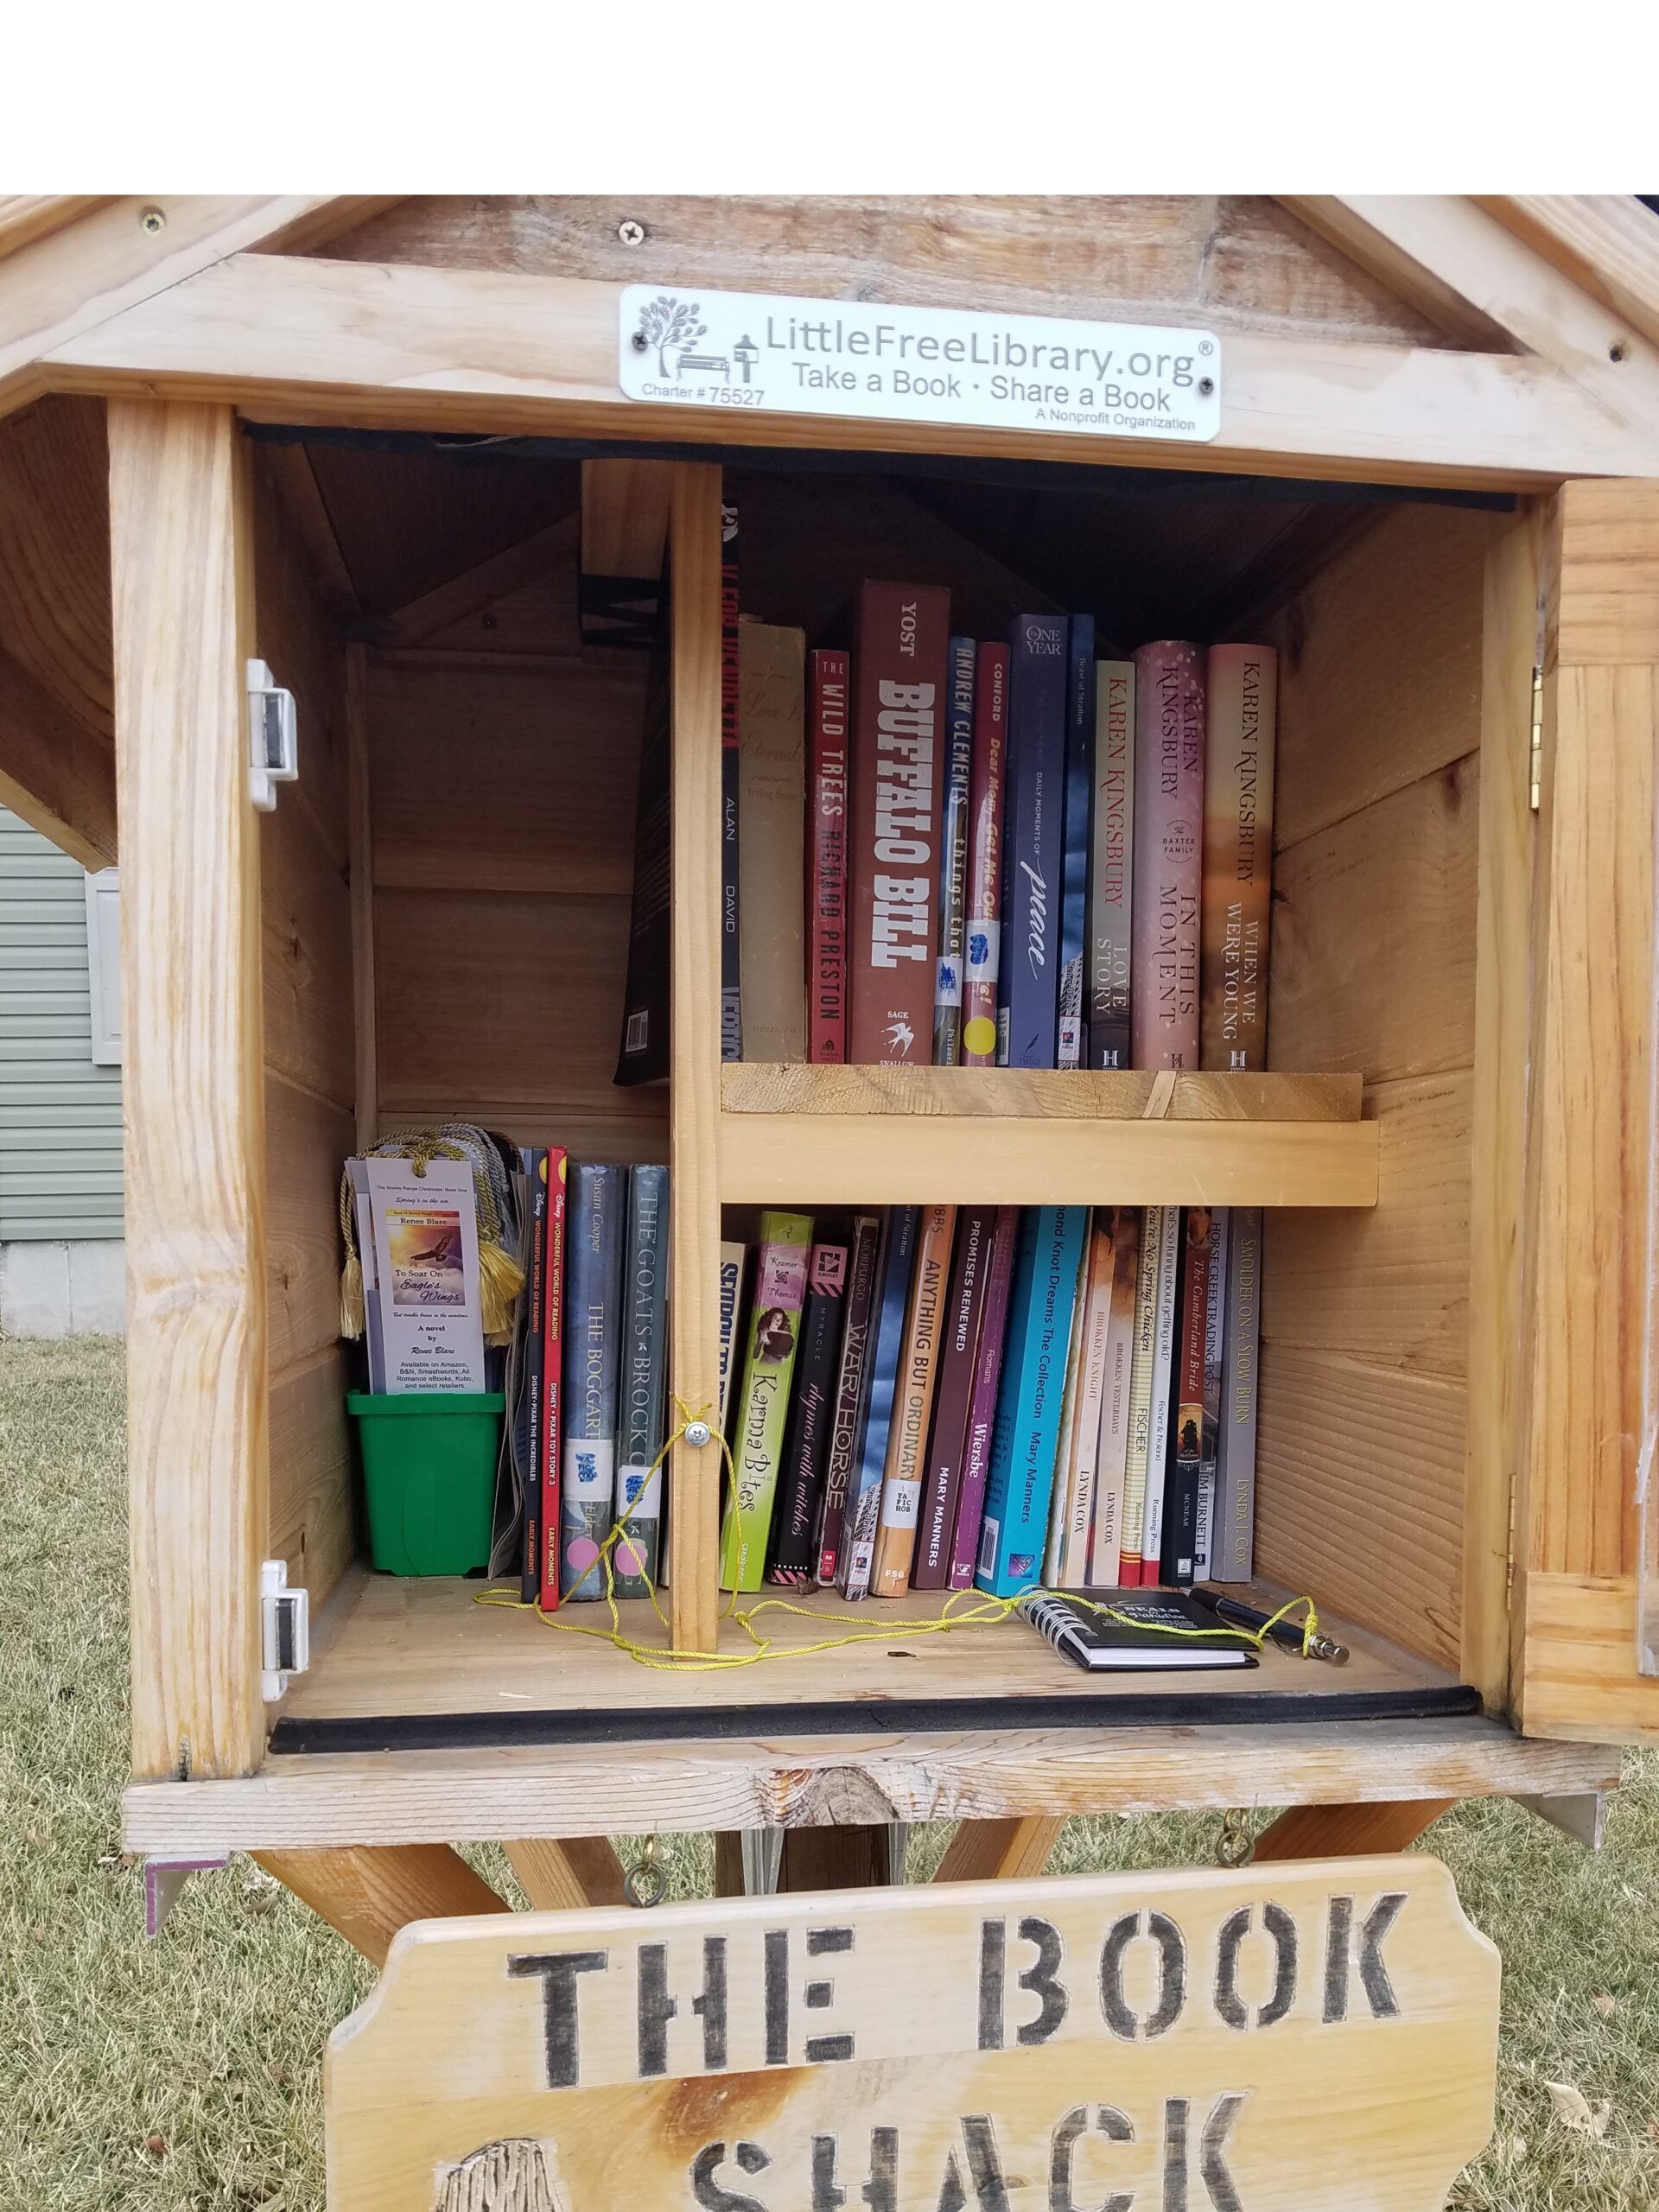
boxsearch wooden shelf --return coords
[718,1066,1376,1207]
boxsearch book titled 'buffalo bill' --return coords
[1201,644,1278,1070]
[719,503,742,1060]
[913,1205,996,1589]
[1130,641,1205,1071]
[808,649,851,1063]
[934,637,976,1065]
[766,1242,848,1585]
[1090,658,1135,1069]
[816,1212,880,1587]
[961,641,1009,1066]
[849,583,949,1064]
[1000,613,1069,1068]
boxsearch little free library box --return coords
[1,193,1657,2203]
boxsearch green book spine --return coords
[719,1210,813,1591]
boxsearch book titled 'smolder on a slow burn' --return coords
[849,583,950,1065]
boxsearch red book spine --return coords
[809,649,851,1063]
[537,1147,569,1611]
[913,1207,994,1589]
[961,641,1009,1067]
[849,582,950,1065]
[1129,641,1205,1071]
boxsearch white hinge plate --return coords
[1529,664,1544,811]
[247,658,299,812]
[261,1559,309,1701]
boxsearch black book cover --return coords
[519,1148,549,1604]
[614,634,671,1085]
[766,1244,849,1585]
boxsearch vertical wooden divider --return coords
[110,400,269,1779]
[346,639,378,1154]
[668,464,725,1657]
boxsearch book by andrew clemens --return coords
[720,1211,813,1591]
[1000,613,1068,1068]
[817,1213,881,1588]
[809,648,851,1064]
[1130,640,1205,1071]
[1201,645,1278,1071]
[1090,658,1135,1069]
[934,636,976,1065]
[558,1163,626,1601]
[849,583,950,1065]
[613,1163,669,1599]
[961,640,1009,1067]
[974,1204,1088,1597]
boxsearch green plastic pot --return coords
[346,1391,503,1576]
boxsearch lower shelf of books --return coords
[270,1572,1479,1755]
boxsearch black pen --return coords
[1192,1589,1349,1667]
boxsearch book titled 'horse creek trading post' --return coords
[849,583,949,1064]
[719,1211,812,1592]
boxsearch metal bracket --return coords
[741,1827,785,1897]
[1529,663,1544,811]
[247,658,299,811]
[1517,1790,1607,1850]
[144,1853,229,1937]
[261,1559,309,1702]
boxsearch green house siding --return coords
[0,810,123,1241]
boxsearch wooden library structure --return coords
[1,194,1658,1950]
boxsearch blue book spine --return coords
[837,1205,919,1598]
[934,636,976,1065]
[558,1163,626,1601]
[1001,613,1069,1068]
[1058,616,1096,1069]
[973,1204,1089,1596]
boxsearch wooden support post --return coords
[777,1827,897,1891]
[345,640,378,1154]
[580,456,674,644]
[1251,1799,1455,1862]
[253,1846,506,1967]
[505,1837,628,1912]
[110,399,268,1781]
[933,1817,1065,1884]
[667,462,724,1657]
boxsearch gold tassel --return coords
[478,1236,525,1346]
[340,1249,365,1339]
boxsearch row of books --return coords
[613,518,1279,1087]
[720,1199,1261,1599]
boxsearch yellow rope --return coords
[474,1395,1322,1671]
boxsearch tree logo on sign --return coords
[633,295,708,378]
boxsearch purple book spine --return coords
[912,1207,994,1589]
[946,1204,1020,1589]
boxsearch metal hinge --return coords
[247,658,299,812]
[260,1559,309,1701]
[1529,664,1544,811]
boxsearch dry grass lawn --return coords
[2,1336,1656,2207]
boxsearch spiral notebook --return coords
[1020,1589,1257,1673]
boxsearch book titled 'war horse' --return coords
[849,582,949,1064]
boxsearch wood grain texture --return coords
[1462,506,1542,1707]
[721,1110,1378,1209]
[0,196,108,261]
[111,400,268,1781]
[43,251,1659,491]
[1477,195,1659,355]
[1518,1572,1659,1740]
[265,1072,355,1375]
[320,195,1446,345]
[124,1721,1621,1855]
[372,509,578,648]
[257,791,353,1109]
[1255,1348,1465,1673]
[0,394,113,740]
[323,1857,1498,2212]
[580,455,672,577]
[933,1816,1064,1882]
[1277,200,1512,350]
[0,637,116,868]
[1272,505,1488,849]
[259,438,359,614]
[505,1836,628,1911]
[721,1065,1362,1122]
[1268,758,1479,1082]
[667,466,725,1656]
[1262,1071,1471,1375]
[1554,479,1659,665]
[776,1826,896,1890]
[268,1344,355,1606]
[251,1843,505,1967]
[280,1575,1450,1726]
[1252,1798,1453,1861]
[346,644,376,1151]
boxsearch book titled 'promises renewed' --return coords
[720,1211,812,1592]
[1131,641,1205,1071]
[849,583,949,1064]
[974,1204,1088,1597]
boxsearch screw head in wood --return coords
[139,207,166,236]
[616,219,646,246]
[683,1419,712,1450]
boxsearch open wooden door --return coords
[1514,479,1659,1740]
